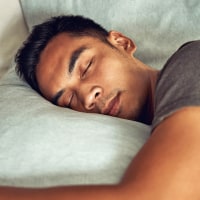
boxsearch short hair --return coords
[15,15,110,94]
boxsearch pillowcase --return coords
[0,64,150,187]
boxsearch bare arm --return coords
[1,107,200,200]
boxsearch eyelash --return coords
[82,59,93,78]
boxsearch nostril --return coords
[95,92,100,98]
[90,103,94,109]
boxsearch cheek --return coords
[91,55,130,89]
[97,70,121,89]
[97,64,122,82]
[120,92,143,120]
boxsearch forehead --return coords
[38,33,92,65]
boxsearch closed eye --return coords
[65,93,74,109]
[81,58,93,78]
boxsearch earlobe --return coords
[107,31,137,54]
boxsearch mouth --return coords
[102,93,120,117]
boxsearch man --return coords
[1,15,200,199]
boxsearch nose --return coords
[84,86,102,111]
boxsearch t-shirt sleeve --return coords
[152,40,200,130]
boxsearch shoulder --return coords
[152,40,200,130]
[158,40,200,82]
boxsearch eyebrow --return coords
[51,89,64,105]
[68,46,88,73]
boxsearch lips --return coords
[102,93,120,117]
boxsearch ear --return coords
[107,31,137,54]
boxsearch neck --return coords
[148,68,160,123]
[137,67,160,125]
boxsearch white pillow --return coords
[0,65,150,187]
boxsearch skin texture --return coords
[36,31,158,123]
[1,32,200,199]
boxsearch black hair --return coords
[15,15,110,94]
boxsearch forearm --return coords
[0,184,125,200]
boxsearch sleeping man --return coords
[1,15,200,199]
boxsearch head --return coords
[16,15,155,123]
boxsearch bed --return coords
[0,0,199,188]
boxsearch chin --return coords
[119,107,140,121]
[117,112,135,120]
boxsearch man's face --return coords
[36,31,149,120]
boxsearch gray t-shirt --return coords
[152,40,200,129]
